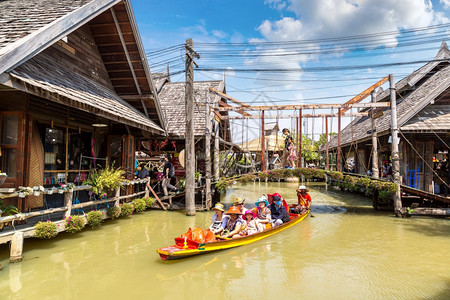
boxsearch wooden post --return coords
[213,119,220,181]
[261,110,266,172]
[185,38,196,216]
[10,232,24,262]
[326,116,329,171]
[337,108,342,171]
[146,182,167,211]
[63,190,73,219]
[114,187,120,207]
[371,90,379,179]
[299,109,302,167]
[205,95,212,209]
[296,116,299,167]
[389,74,402,215]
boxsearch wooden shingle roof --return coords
[8,49,163,134]
[327,43,450,149]
[158,80,224,137]
[0,0,92,50]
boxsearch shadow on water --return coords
[401,218,450,238]
[420,279,450,300]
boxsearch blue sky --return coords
[131,0,450,142]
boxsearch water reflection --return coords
[0,182,448,299]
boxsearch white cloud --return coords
[265,0,287,10]
[258,0,443,47]
[212,30,228,39]
[441,0,450,9]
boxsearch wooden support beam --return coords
[218,100,252,117]
[221,112,369,120]
[337,108,341,171]
[146,182,166,211]
[299,109,302,167]
[216,102,389,112]
[326,116,329,171]
[210,87,251,107]
[340,75,389,114]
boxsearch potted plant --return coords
[67,183,75,193]
[83,165,125,197]
[17,186,33,198]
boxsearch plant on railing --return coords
[34,220,58,239]
[119,203,134,217]
[107,206,121,220]
[17,186,33,198]
[64,215,85,233]
[86,211,104,228]
[132,198,146,213]
[378,190,392,203]
[0,200,18,216]
[143,197,154,208]
[57,183,67,194]
[83,165,125,196]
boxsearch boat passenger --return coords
[267,193,289,211]
[209,203,229,235]
[242,210,259,236]
[254,196,271,230]
[233,197,246,214]
[221,206,245,239]
[269,195,290,227]
[290,185,311,214]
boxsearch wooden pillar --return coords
[298,109,302,167]
[214,119,220,181]
[114,187,120,207]
[424,141,434,193]
[261,110,266,172]
[185,38,195,216]
[205,97,212,209]
[337,108,342,171]
[371,90,379,179]
[389,74,402,215]
[10,232,24,262]
[326,116,329,171]
[63,190,73,219]
[296,116,299,167]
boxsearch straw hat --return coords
[225,206,244,215]
[298,185,307,190]
[212,203,224,212]
[233,197,245,205]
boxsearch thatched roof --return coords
[327,42,450,149]
[239,135,284,152]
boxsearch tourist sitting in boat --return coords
[290,185,311,214]
[267,193,289,211]
[209,203,229,235]
[269,195,290,227]
[241,210,259,236]
[233,197,246,214]
[221,206,245,239]
[254,196,271,230]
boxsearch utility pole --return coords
[389,74,402,216]
[185,38,199,216]
[371,90,379,179]
[298,109,302,167]
[261,110,266,172]
[205,92,212,209]
[325,116,329,171]
[337,108,342,171]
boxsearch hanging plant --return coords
[64,215,85,234]
[86,211,104,229]
[34,220,58,239]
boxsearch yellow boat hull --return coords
[157,211,309,260]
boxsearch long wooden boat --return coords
[157,211,309,261]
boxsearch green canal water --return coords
[0,182,449,299]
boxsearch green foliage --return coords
[0,200,18,216]
[132,198,146,213]
[107,206,121,220]
[195,172,201,181]
[82,165,125,196]
[64,215,85,234]
[378,190,393,203]
[120,203,134,217]
[178,179,186,190]
[143,197,154,208]
[34,221,58,239]
[86,211,104,229]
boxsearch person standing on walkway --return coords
[162,154,177,196]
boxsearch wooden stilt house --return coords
[0,0,166,212]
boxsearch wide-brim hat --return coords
[255,196,269,207]
[233,197,245,205]
[244,209,256,219]
[212,203,224,212]
[225,205,244,215]
[298,185,307,191]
